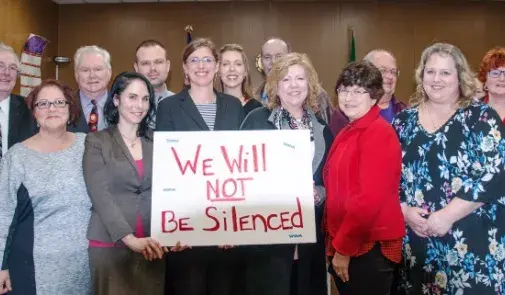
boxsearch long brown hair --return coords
[215,44,255,101]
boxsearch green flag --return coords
[349,30,356,62]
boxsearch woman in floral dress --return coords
[393,43,505,294]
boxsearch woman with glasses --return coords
[329,50,406,137]
[156,38,244,295]
[324,61,405,295]
[478,47,505,122]
[0,80,91,295]
[393,43,505,295]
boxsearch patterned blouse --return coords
[392,102,505,294]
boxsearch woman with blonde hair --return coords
[241,52,332,295]
[393,43,505,294]
[216,43,262,116]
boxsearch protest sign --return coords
[151,130,316,246]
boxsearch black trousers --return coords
[330,244,396,295]
[165,247,234,295]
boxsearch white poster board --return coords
[151,130,316,246]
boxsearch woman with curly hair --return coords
[478,47,505,123]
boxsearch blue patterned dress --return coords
[392,102,505,295]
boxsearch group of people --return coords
[0,34,504,295]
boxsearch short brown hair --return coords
[335,61,384,104]
[182,38,219,64]
[215,43,255,101]
[266,52,320,112]
[135,39,167,62]
[26,79,80,125]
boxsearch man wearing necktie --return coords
[0,43,36,159]
[68,45,112,133]
[134,39,174,127]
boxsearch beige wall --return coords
[0,0,59,95]
[57,1,505,103]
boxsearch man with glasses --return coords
[329,49,406,136]
[0,42,36,159]
[69,45,112,133]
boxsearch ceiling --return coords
[52,0,229,4]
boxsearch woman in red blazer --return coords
[323,61,405,295]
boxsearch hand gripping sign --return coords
[151,130,316,246]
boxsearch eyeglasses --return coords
[378,67,399,77]
[0,63,19,74]
[337,88,368,96]
[489,69,505,79]
[34,99,69,109]
[187,56,215,66]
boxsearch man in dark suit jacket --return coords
[67,45,112,134]
[0,43,36,157]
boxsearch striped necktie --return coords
[88,100,98,132]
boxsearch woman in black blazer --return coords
[156,38,244,295]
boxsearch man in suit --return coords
[0,42,36,158]
[68,45,112,133]
[255,38,332,123]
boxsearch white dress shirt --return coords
[0,96,10,156]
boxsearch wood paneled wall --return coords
[57,1,505,103]
[0,0,59,94]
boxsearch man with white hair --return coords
[0,42,36,159]
[329,49,406,136]
[69,45,112,133]
[255,37,333,123]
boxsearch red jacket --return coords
[323,105,405,256]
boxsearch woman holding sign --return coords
[323,61,405,295]
[84,72,167,295]
[156,38,245,295]
[240,52,333,295]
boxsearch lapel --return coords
[326,105,380,163]
[179,88,209,130]
[311,117,326,175]
[140,133,153,187]
[8,95,22,147]
[213,92,227,131]
[109,126,138,178]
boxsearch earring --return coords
[484,85,489,91]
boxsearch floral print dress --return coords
[392,102,505,295]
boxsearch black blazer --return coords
[156,88,244,131]
[8,94,36,148]
[67,92,90,134]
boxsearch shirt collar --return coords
[349,105,381,129]
[79,91,108,108]
[0,95,11,113]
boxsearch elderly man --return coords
[0,42,36,158]
[329,49,406,136]
[69,45,112,133]
[255,37,332,123]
